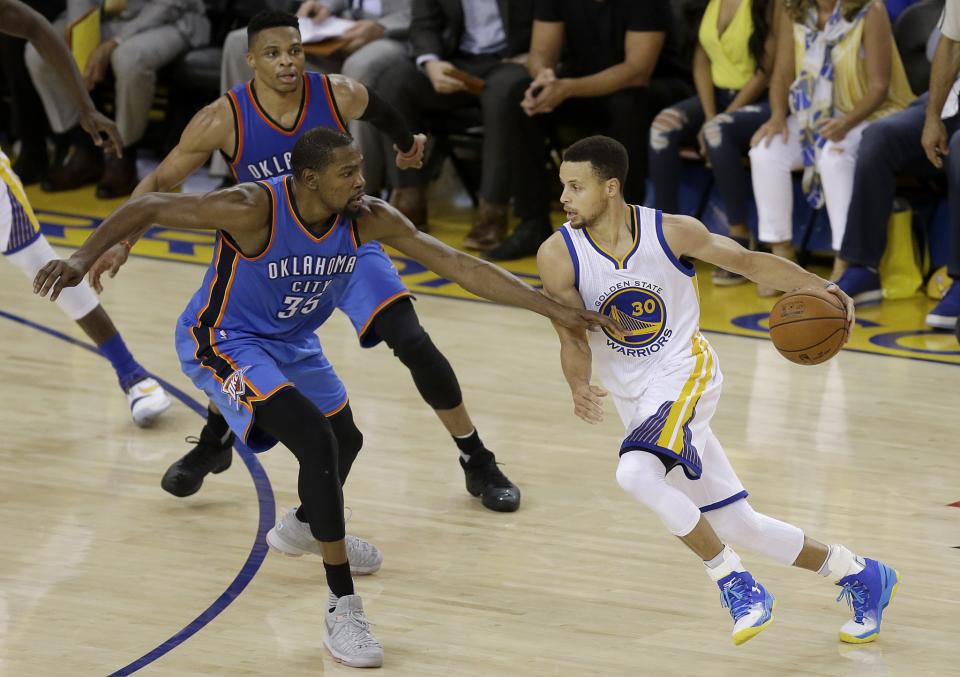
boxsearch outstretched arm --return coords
[329,74,425,169]
[87,98,236,291]
[0,0,122,156]
[662,214,854,336]
[537,233,608,424]
[35,185,270,300]
[356,198,621,335]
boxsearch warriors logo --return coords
[600,288,671,356]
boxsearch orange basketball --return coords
[768,288,849,365]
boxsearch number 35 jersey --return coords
[180,174,360,343]
[559,205,719,400]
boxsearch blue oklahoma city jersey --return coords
[181,175,360,342]
[226,71,345,182]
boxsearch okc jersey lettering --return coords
[180,174,360,343]
[226,72,346,183]
[246,152,293,179]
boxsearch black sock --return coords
[204,407,230,442]
[453,429,484,461]
[295,505,307,522]
[323,561,354,607]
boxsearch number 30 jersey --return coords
[559,205,717,400]
[180,174,360,343]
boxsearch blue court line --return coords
[0,309,276,675]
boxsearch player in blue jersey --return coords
[35,126,617,667]
[87,11,524,513]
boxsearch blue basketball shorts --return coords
[175,322,348,452]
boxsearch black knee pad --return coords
[327,404,363,484]
[392,330,463,410]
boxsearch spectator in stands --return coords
[0,0,63,185]
[648,0,781,287]
[486,0,692,261]
[213,0,412,194]
[748,0,913,295]
[373,0,534,247]
[24,0,210,198]
[838,4,960,333]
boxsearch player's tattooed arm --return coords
[537,234,608,424]
[35,186,270,301]
[356,198,621,335]
[662,214,855,326]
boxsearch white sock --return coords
[817,544,865,581]
[704,545,745,582]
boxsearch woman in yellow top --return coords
[749,0,914,287]
[649,0,779,286]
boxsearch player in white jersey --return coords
[537,136,899,646]
[0,0,169,425]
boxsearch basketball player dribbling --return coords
[35,127,617,667]
[537,136,899,645]
[0,0,169,425]
[88,10,523,516]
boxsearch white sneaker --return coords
[324,595,383,668]
[266,507,382,574]
[126,377,171,427]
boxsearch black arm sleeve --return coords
[358,88,416,154]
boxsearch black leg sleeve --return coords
[254,388,345,542]
[372,298,463,411]
[327,403,364,485]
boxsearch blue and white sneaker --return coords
[836,558,900,643]
[836,266,883,307]
[717,571,775,645]
[926,279,960,330]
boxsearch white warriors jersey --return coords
[559,205,721,401]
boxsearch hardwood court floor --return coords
[0,250,957,676]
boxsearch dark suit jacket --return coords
[410,0,533,60]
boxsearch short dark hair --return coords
[247,10,299,46]
[291,126,355,178]
[562,135,629,191]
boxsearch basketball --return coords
[768,288,849,365]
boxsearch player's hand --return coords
[88,242,131,293]
[424,60,466,94]
[824,282,855,344]
[340,19,385,53]
[394,133,426,170]
[751,114,789,148]
[572,383,607,424]
[552,306,625,337]
[84,39,118,91]
[921,115,949,168]
[297,0,330,21]
[34,256,89,301]
[78,108,123,158]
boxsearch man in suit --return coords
[377,0,535,249]
[24,0,210,197]
[212,0,412,192]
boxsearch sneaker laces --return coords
[720,578,753,622]
[467,454,513,490]
[836,581,867,624]
[344,610,380,649]
[347,535,379,560]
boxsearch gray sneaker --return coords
[266,507,383,574]
[324,595,383,668]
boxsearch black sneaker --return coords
[161,428,234,497]
[459,449,521,512]
[483,220,552,261]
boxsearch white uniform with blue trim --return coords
[559,205,747,512]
